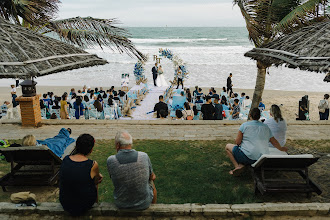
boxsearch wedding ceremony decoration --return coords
[133,59,148,85]
[159,48,189,80]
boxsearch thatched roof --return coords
[0,17,108,79]
[245,20,330,73]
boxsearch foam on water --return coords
[0,27,328,91]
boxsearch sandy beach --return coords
[0,85,327,121]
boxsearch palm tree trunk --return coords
[249,60,268,118]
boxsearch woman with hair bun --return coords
[59,134,103,216]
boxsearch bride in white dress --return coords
[156,65,168,87]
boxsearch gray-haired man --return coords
[107,130,157,210]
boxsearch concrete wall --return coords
[0,202,329,220]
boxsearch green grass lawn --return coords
[0,139,329,204]
[93,140,258,204]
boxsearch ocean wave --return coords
[131,38,228,44]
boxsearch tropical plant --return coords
[234,0,329,113]
[0,0,146,61]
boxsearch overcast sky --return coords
[57,0,245,27]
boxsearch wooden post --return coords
[16,95,42,127]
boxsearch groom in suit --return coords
[152,63,158,86]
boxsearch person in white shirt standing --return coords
[318,94,329,120]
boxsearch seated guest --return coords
[69,88,75,96]
[60,134,103,216]
[175,109,184,120]
[195,96,203,104]
[52,100,60,109]
[229,93,238,107]
[239,92,246,105]
[232,99,240,120]
[193,86,199,97]
[94,87,100,96]
[182,102,194,120]
[73,96,84,119]
[107,131,157,210]
[220,87,227,99]
[214,97,223,120]
[211,90,220,100]
[113,91,120,101]
[196,88,203,97]
[99,87,104,94]
[259,98,265,111]
[159,109,168,119]
[221,99,230,110]
[225,108,287,176]
[242,96,252,109]
[264,105,287,148]
[201,96,215,120]
[154,95,168,118]
[43,94,51,109]
[70,93,77,107]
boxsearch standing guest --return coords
[73,96,84,119]
[264,105,287,148]
[60,94,69,119]
[89,91,95,100]
[232,99,240,120]
[107,131,157,210]
[108,95,114,106]
[152,63,158,87]
[318,94,329,120]
[214,97,223,120]
[154,95,168,118]
[49,92,55,103]
[201,96,215,120]
[259,98,265,111]
[186,88,192,100]
[225,108,288,176]
[97,94,103,103]
[227,73,233,96]
[176,66,184,89]
[10,84,16,97]
[60,134,103,216]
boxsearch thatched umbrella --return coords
[0,17,107,79]
[245,20,330,79]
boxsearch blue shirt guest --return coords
[107,130,157,210]
[59,134,103,216]
[225,108,288,176]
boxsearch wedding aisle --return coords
[131,85,167,120]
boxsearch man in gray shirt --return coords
[107,130,157,210]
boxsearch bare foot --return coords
[229,165,246,176]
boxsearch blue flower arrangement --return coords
[133,61,145,81]
[159,49,173,60]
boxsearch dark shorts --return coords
[232,146,257,165]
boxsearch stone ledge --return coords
[0,202,329,219]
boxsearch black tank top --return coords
[59,156,97,216]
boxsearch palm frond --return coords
[42,17,147,61]
[275,0,327,33]
[0,0,59,26]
